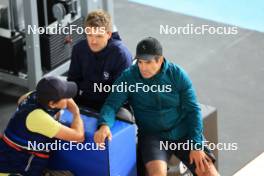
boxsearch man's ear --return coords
[107,31,112,40]
[48,101,56,108]
[160,56,164,62]
[157,56,164,63]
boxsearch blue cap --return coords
[36,76,77,102]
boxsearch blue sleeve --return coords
[177,67,203,146]
[97,72,129,127]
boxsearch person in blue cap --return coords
[94,37,219,176]
[0,76,84,175]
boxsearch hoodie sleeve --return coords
[176,66,204,148]
[97,72,129,128]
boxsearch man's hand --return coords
[54,111,61,120]
[66,98,80,116]
[94,125,112,145]
[190,150,212,173]
[54,98,84,143]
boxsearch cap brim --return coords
[135,54,156,60]
[63,81,78,99]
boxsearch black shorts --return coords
[137,134,216,175]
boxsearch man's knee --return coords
[195,161,219,176]
[145,160,167,176]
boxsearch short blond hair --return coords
[85,9,112,32]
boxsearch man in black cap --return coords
[94,37,219,176]
[0,76,84,175]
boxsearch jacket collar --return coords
[134,58,169,81]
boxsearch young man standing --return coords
[67,10,132,111]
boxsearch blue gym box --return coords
[48,109,137,176]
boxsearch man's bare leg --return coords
[145,160,167,176]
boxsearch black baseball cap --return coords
[135,37,163,60]
[36,76,77,102]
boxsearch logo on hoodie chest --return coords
[103,71,110,80]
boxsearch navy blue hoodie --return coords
[67,32,132,110]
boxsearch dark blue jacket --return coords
[4,91,59,150]
[67,32,132,110]
[0,92,58,174]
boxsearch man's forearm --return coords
[71,112,84,136]
[98,105,118,128]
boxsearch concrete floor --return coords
[0,0,264,175]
